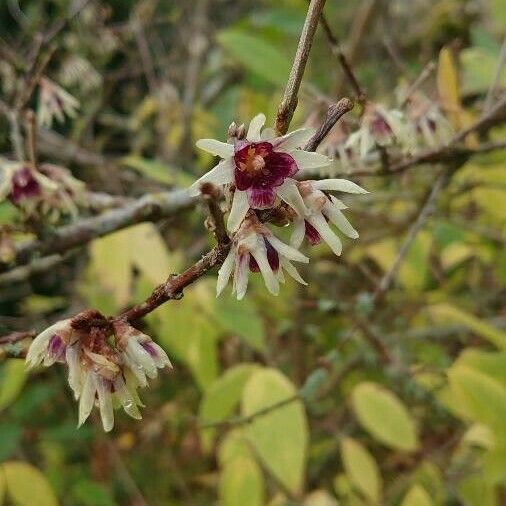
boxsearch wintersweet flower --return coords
[290,179,367,256]
[217,214,309,300]
[26,318,171,432]
[190,113,332,231]
[37,77,80,128]
[347,102,407,159]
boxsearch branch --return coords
[304,98,354,151]
[275,0,328,134]
[0,189,195,273]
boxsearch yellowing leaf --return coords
[341,437,382,503]
[447,365,506,434]
[401,485,433,506]
[427,303,506,349]
[0,359,26,411]
[303,490,339,505]
[3,461,58,506]
[242,368,308,495]
[199,364,259,451]
[462,423,496,450]
[219,455,264,506]
[351,382,419,452]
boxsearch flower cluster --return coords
[190,114,368,299]
[316,98,453,176]
[37,77,80,128]
[26,317,171,431]
[0,159,88,221]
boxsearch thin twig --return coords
[304,98,354,151]
[483,38,506,113]
[24,110,38,167]
[275,0,328,134]
[400,61,436,108]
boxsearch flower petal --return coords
[227,190,249,231]
[308,214,342,256]
[78,372,96,427]
[114,376,142,420]
[66,344,82,399]
[247,187,276,209]
[276,179,308,217]
[96,377,114,432]
[189,159,234,196]
[246,113,266,141]
[268,234,309,263]
[312,179,368,194]
[217,248,235,296]
[323,201,359,238]
[233,254,249,300]
[196,138,234,158]
[273,128,315,152]
[261,127,276,141]
[290,218,306,248]
[281,258,307,285]
[291,150,332,170]
[250,242,279,296]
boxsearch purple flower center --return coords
[10,168,41,204]
[141,341,159,358]
[48,334,66,362]
[234,142,297,209]
[371,113,392,139]
[304,221,321,245]
[249,237,279,273]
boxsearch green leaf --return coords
[209,297,266,351]
[121,155,176,185]
[199,364,259,451]
[427,304,506,350]
[400,485,433,506]
[340,437,382,504]
[219,455,264,506]
[447,365,506,435]
[217,30,290,86]
[3,461,58,506]
[351,382,419,452]
[0,423,22,460]
[0,359,27,411]
[454,349,506,387]
[241,368,308,494]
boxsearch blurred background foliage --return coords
[0,0,505,505]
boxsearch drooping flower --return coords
[37,77,80,128]
[404,92,453,148]
[217,214,309,300]
[26,317,171,432]
[347,102,408,159]
[290,179,367,256]
[0,159,87,220]
[190,113,332,231]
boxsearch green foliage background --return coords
[0,0,505,505]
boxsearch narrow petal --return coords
[227,190,249,231]
[189,159,234,196]
[217,248,235,296]
[66,344,82,399]
[233,254,249,300]
[267,234,309,263]
[308,214,343,256]
[290,218,306,248]
[246,113,266,141]
[261,127,276,141]
[78,373,96,427]
[312,179,368,194]
[250,243,279,296]
[291,150,332,170]
[196,138,234,158]
[323,201,359,238]
[147,342,172,369]
[360,129,374,159]
[114,376,142,420]
[329,195,348,209]
[273,128,315,152]
[276,179,308,217]
[123,353,147,388]
[127,340,157,379]
[96,377,114,432]
[281,258,307,285]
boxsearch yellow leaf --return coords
[241,368,309,495]
[401,485,433,506]
[3,462,58,506]
[341,437,382,504]
[437,47,461,129]
[427,303,506,349]
[351,382,419,452]
[0,359,26,411]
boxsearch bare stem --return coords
[275,0,327,134]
